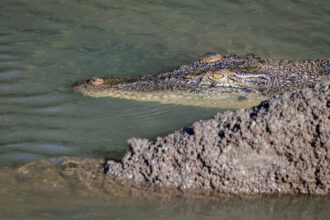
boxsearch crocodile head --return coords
[73,69,272,96]
[73,70,271,108]
[72,53,329,108]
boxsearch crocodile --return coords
[72,53,330,108]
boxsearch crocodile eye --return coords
[88,77,105,86]
[212,73,224,79]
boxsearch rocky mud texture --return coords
[106,81,330,196]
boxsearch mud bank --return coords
[106,81,330,196]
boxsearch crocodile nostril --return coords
[88,77,104,86]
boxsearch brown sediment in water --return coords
[106,81,330,196]
[0,157,252,202]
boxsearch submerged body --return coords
[73,53,329,108]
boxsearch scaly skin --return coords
[72,53,329,108]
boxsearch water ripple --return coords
[0,0,329,165]
[0,143,72,155]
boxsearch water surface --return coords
[0,0,329,219]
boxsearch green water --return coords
[0,0,329,219]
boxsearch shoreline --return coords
[106,81,330,196]
[1,81,329,201]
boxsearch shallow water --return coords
[0,0,329,219]
[1,193,329,220]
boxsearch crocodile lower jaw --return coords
[75,88,268,108]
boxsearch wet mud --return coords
[106,81,330,196]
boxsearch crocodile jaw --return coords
[73,81,267,108]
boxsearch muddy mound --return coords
[106,81,330,195]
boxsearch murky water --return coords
[0,0,329,219]
[1,193,329,220]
